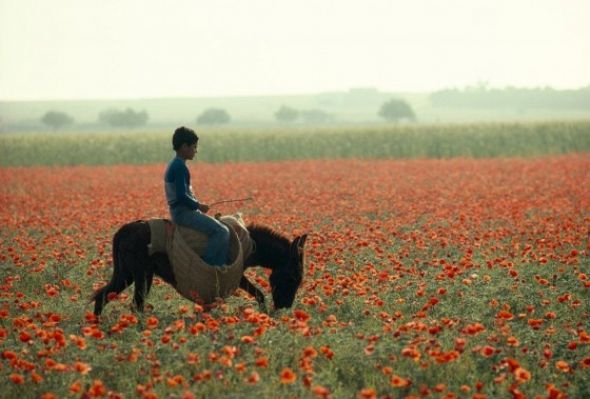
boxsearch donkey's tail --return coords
[90,225,127,315]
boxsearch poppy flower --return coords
[255,356,269,368]
[87,380,106,397]
[69,381,82,394]
[480,346,496,357]
[462,323,486,335]
[303,346,318,358]
[246,371,260,384]
[357,388,377,399]
[312,385,331,398]
[240,335,255,344]
[294,309,311,322]
[390,375,410,387]
[31,371,43,383]
[513,367,531,383]
[2,350,17,360]
[166,375,185,387]
[73,361,92,375]
[279,367,297,384]
[19,331,32,343]
[9,373,25,384]
[527,319,544,329]
[146,316,159,329]
[320,346,334,360]
[555,360,571,373]
[181,391,196,399]
[496,310,514,320]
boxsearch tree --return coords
[274,106,299,123]
[41,111,73,130]
[98,108,149,128]
[196,108,231,125]
[378,99,416,122]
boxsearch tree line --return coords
[40,108,150,130]
[430,84,590,109]
[40,99,416,130]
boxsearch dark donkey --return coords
[91,220,307,316]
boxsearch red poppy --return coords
[357,388,377,399]
[9,373,25,384]
[279,367,297,384]
[312,385,331,398]
[390,375,411,387]
[513,367,531,383]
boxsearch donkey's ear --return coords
[291,234,306,258]
[298,234,308,249]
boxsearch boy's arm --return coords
[174,167,200,210]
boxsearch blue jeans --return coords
[170,206,230,266]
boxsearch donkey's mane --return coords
[247,223,291,247]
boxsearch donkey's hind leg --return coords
[133,270,154,312]
[146,271,154,296]
[132,253,154,313]
[93,271,134,316]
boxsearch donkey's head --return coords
[269,234,307,309]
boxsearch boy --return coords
[164,126,229,266]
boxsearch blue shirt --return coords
[164,157,200,210]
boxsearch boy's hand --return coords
[199,204,210,213]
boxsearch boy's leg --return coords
[201,215,230,266]
[172,208,230,266]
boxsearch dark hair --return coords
[172,126,199,151]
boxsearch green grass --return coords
[1,120,590,166]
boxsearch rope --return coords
[209,197,253,207]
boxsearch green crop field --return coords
[1,120,590,167]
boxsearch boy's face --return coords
[179,142,198,160]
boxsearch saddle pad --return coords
[147,214,253,303]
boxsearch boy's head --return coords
[173,126,199,160]
[172,126,199,151]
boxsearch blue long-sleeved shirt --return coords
[164,157,200,210]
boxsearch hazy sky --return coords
[1,0,589,100]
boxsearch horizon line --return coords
[2,83,590,103]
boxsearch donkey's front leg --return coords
[239,276,266,311]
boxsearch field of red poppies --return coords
[1,155,589,398]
